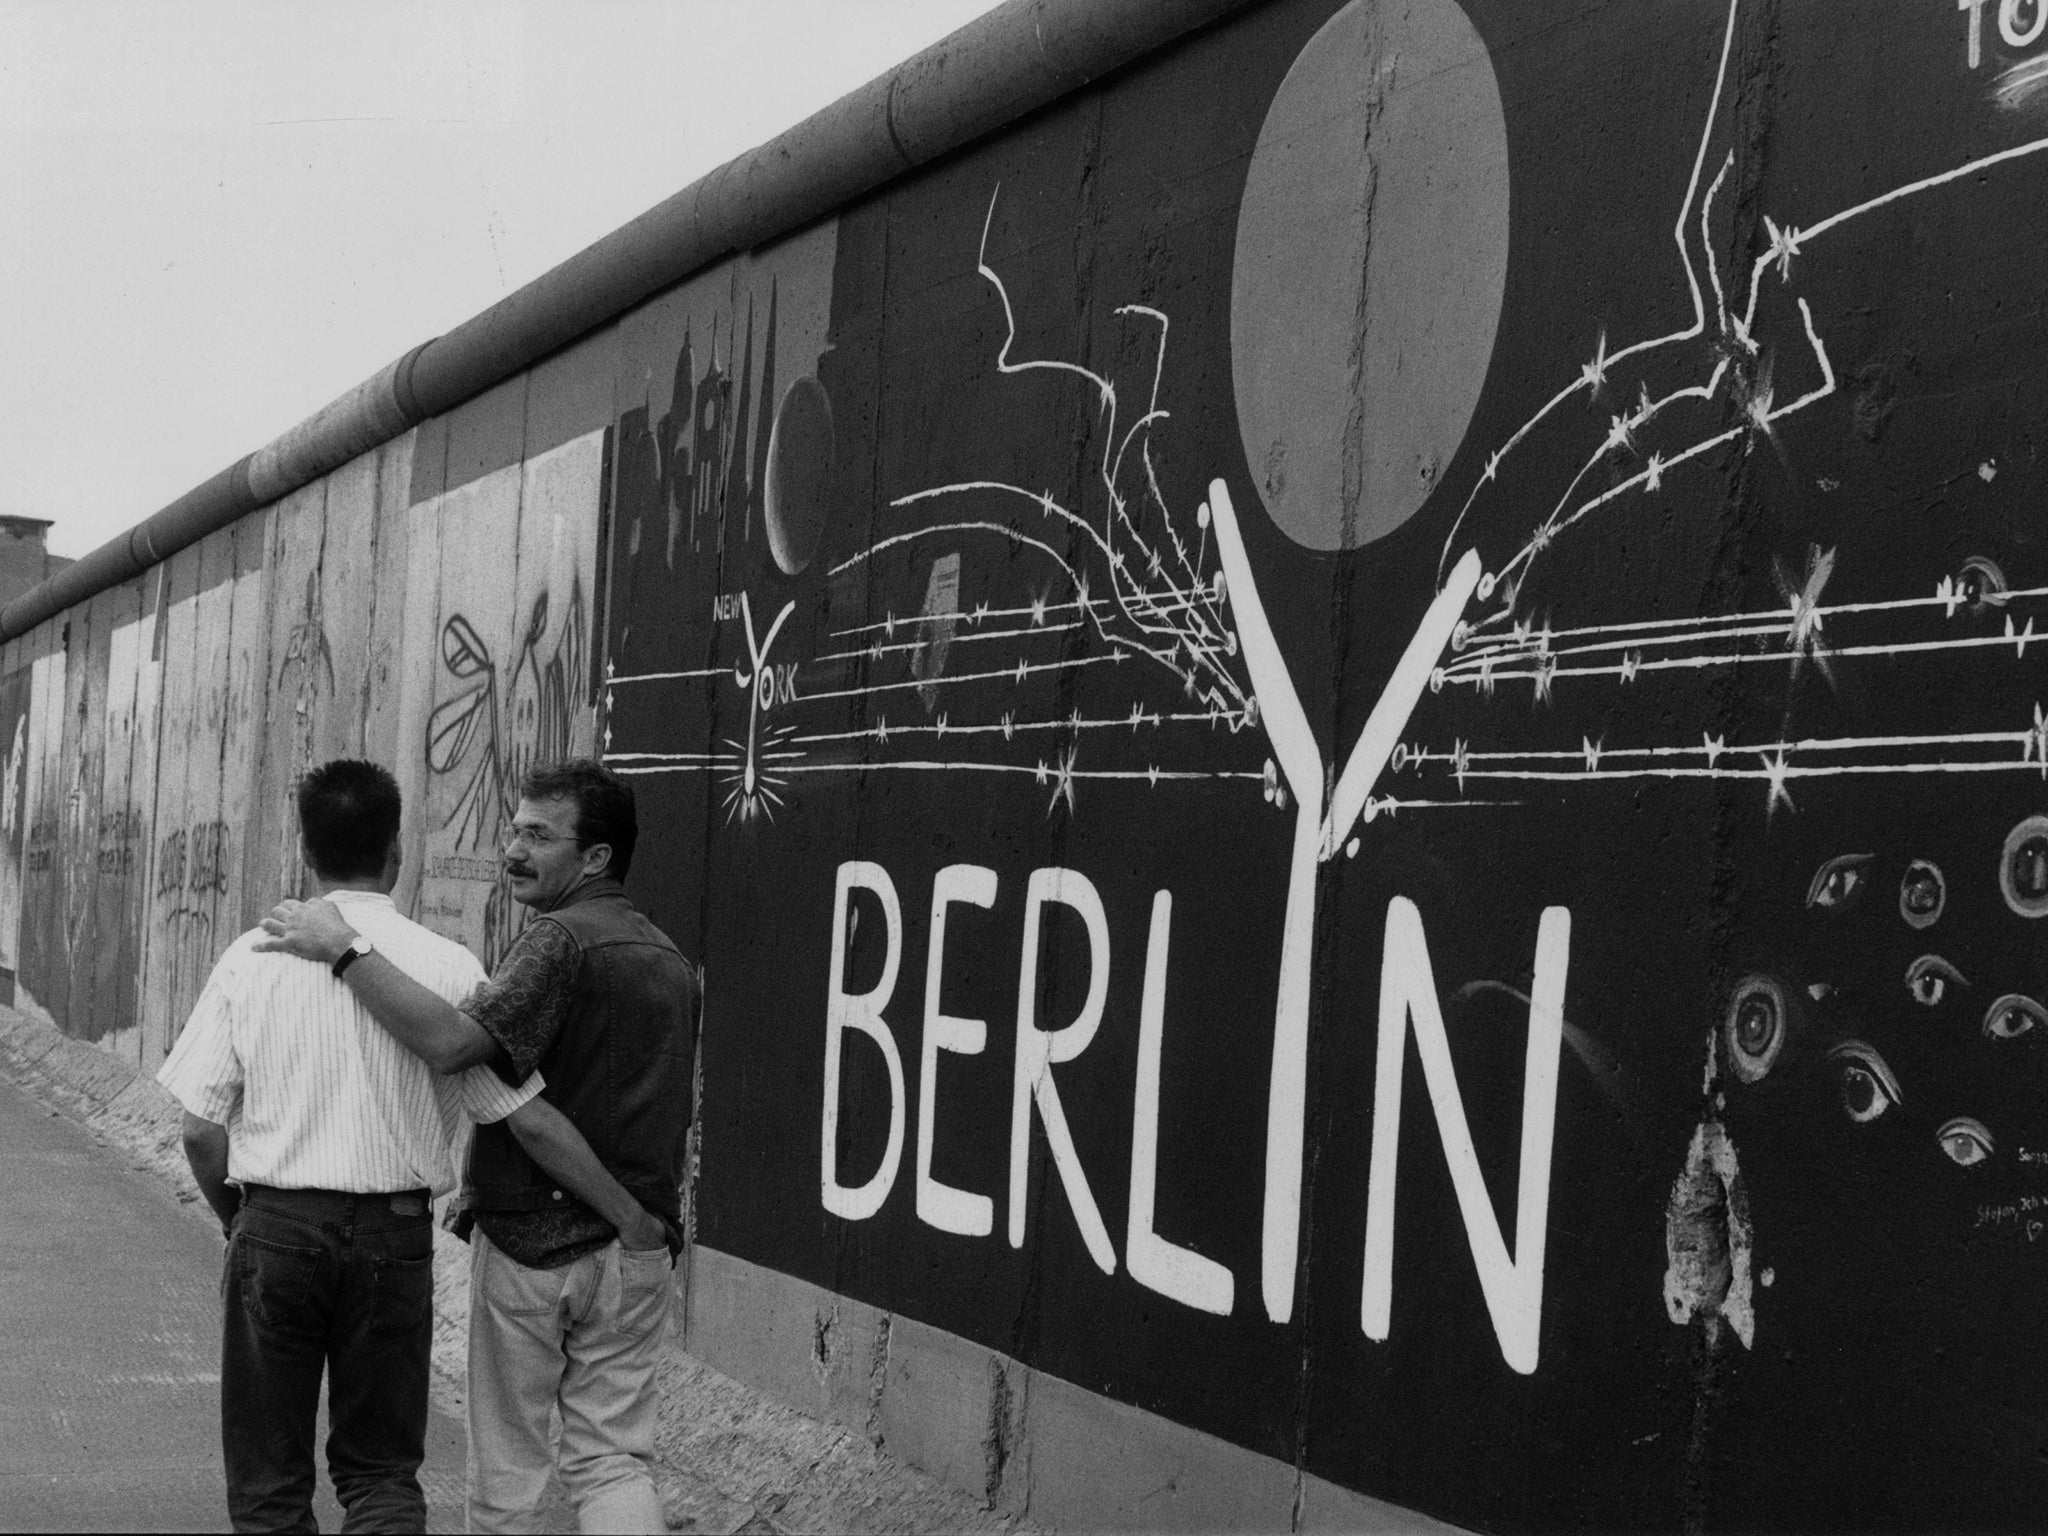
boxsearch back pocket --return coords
[616,1245,674,1336]
[234,1232,323,1331]
[370,1253,434,1337]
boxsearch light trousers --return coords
[465,1228,674,1534]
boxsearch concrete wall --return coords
[12,0,2048,1527]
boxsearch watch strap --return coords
[332,937,371,978]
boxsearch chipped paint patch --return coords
[812,1303,837,1386]
[984,1355,1014,1509]
[1663,1118,1756,1348]
[865,1311,893,1446]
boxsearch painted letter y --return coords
[1206,478,1482,1324]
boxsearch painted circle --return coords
[1230,0,1510,551]
[1900,859,1946,929]
[1723,973,1791,1085]
[764,377,835,576]
[2000,815,2048,918]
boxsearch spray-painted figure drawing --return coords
[426,582,587,965]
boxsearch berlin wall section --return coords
[604,0,2048,1526]
[2,0,2046,1528]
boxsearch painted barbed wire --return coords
[1437,0,2048,622]
[1389,0,2048,818]
[608,187,1281,824]
[834,187,1256,732]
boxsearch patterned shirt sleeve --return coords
[460,917,579,1082]
[156,950,245,1124]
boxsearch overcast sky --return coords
[0,0,1006,559]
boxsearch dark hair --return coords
[296,760,402,881]
[521,759,637,880]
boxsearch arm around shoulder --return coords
[254,898,500,1073]
[333,949,500,1072]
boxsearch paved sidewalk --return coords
[0,1072,469,1533]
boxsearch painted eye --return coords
[1828,1039,1902,1124]
[1723,974,1793,1083]
[1904,954,1967,1007]
[1936,1117,1994,1168]
[2000,816,2048,919]
[1983,994,2046,1040]
[1899,860,1946,929]
[1805,852,1874,912]
[1958,554,2009,614]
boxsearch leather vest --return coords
[466,878,699,1220]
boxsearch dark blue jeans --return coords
[221,1186,435,1533]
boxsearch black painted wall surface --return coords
[598,3,2048,1527]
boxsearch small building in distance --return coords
[0,518,71,612]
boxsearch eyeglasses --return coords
[500,824,584,852]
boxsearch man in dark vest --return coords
[257,759,700,1534]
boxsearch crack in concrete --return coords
[983,1354,1014,1510]
[864,1310,893,1448]
[1337,3,1390,557]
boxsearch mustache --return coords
[502,862,537,879]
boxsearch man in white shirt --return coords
[158,760,651,1534]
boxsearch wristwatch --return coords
[332,934,375,978]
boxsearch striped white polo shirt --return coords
[157,889,539,1196]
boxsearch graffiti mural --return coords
[409,430,602,965]
[87,608,162,1057]
[270,569,336,901]
[9,0,2048,1526]
[590,0,2048,1527]
[0,667,32,1006]
[613,202,1268,822]
[424,583,588,962]
[134,556,267,1068]
[13,648,67,1028]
